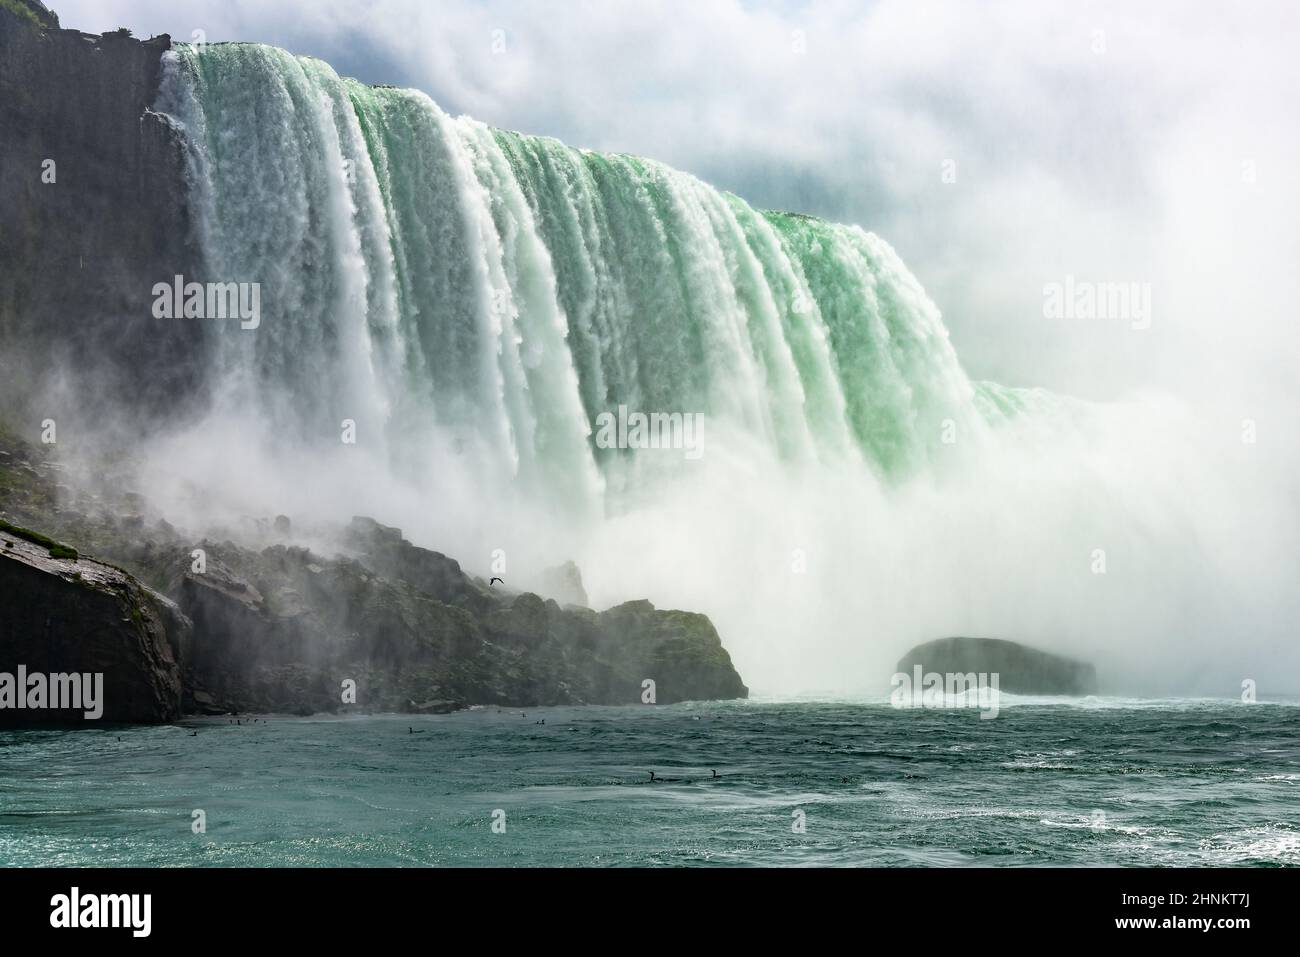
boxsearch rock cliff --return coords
[0,4,204,430]
[0,428,749,719]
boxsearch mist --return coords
[19,0,1300,699]
[103,372,1295,699]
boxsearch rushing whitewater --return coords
[142,42,1298,698]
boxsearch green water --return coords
[2,699,1296,866]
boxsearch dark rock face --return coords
[123,519,747,714]
[0,9,204,431]
[897,637,1098,695]
[0,528,182,725]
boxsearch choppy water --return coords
[1,698,1297,867]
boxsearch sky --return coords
[51,0,1300,407]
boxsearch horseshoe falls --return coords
[138,41,1291,698]
[154,43,1017,500]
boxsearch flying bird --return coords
[490,577,503,586]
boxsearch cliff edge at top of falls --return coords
[0,429,748,722]
[896,637,1098,695]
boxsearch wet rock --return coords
[0,528,181,725]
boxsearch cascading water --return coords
[156,42,1013,506]
[143,41,1296,696]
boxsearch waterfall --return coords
[140,41,1298,697]
[156,42,1020,515]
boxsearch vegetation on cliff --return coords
[0,0,47,31]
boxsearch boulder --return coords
[896,637,1098,695]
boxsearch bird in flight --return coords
[490,577,503,586]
